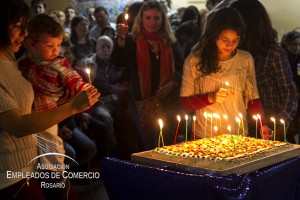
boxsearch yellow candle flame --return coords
[227,125,231,132]
[177,115,181,122]
[185,115,188,120]
[225,81,229,86]
[238,113,243,119]
[213,113,220,119]
[257,114,261,120]
[158,119,163,129]
[214,126,218,132]
[235,117,241,124]
[223,114,228,120]
[280,119,284,124]
[204,112,207,118]
[253,115,258,120]
[207,114,212,119]
[125,13,129,20]
[193,115,196,121]
[270,117,275,122]
[85,68,90,75]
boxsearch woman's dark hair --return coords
[70,15,89,45]
[230,0,277,55]
[0,0,30,50]
[281,31,300,51]
[180,6,202,29]
[193,7,245,75]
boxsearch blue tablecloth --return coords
[101,156,300,200]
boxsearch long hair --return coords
[131,0,175,45]
[230,0,277,55]
[193,7,245,75]
[0,0,30,51]
[70,15,89,45]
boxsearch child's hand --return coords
[208,88,233,103]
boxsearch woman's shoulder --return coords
[236,49,253,59]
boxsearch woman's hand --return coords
[117,23,129,47]
[260,125,274,140]
[70,85,100,114]
[208,88,233,103]
[156,80,178,99]
[57,89,75,106]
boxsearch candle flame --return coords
[235,117,241,124]
[227,125,231,132]
[280,119,285,124]
[223,114,228,120]
[225,81,229,86]
[85,68,90,75]
[257,114,261,119]
[270,117,275,122]
[193,115,196,121]
[213,113,220,119]
[185,115,188,120]
[204,112,207,118]
[207,114,212,118]
[177,115,181,122]
[158,119,163,129]
[125,13,129,20]
[238,113,243,119]
[214,126,218,132]
[253,115,257,120]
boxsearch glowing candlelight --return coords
[257,114,263,135]
[280,119,286,142]
[253,115,258,138]
[238,113,245,136]
[208,114,213,137]
[85,68,91,84]
[213,113,221,133]
[174,115,181,145]
[228,125,236,155]
[158,119,164,147]
[125,13,129,25]
[204,112,208,138]
[271,117,276,141]
[235,117,241,135]
[193,115,196,140]
[185,115,188,142]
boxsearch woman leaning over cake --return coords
[180,7,272,140]
[112,0,180,151]
[0,0,99,198]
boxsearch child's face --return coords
[216,29,240,59]
[30,33,63,61]
[96,39,113,61]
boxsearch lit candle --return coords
[235,117,241,135]
[193,115,196,140]
[253,115,258,138]
[223,114,228,127]
[280,119,286,142]
[174,115,181,145]
[208,114,213,137]
[213,113,221,134]
[225,81,229,87]
[257,114,263,133]
[214,126,218,150]
[158,119,164,147]
[238,113,245,136]
[228,125,236,155]
[124,13,129,25]
[271,117,276,141]
[85,68,91,84]
[204,112,208,138]
[185,115,188,142]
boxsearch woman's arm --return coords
[0,86,99,137]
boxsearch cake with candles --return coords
[152,134,293,169]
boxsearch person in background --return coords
[0,0,99,199]
[70,15,96,59]
[229,0,299,142]
[281,31,300,143]
[89,6,116,41]
[18,14,99,199]
[31,0,46,16]
[180,7,272,139]
[64,6,76,35]
[206,0,222,11]
[113,0,179,150]
[101,25,116,42]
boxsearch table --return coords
[101,156,300,200]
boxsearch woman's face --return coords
[216,29,240,60]
[74,20,89,39]
[9,18,28,53]
[287,37,300,55]
[142,8,163,33]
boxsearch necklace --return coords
[148,41,160,60]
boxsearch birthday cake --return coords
[152,134,293,169]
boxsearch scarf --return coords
[136,29,174,99]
